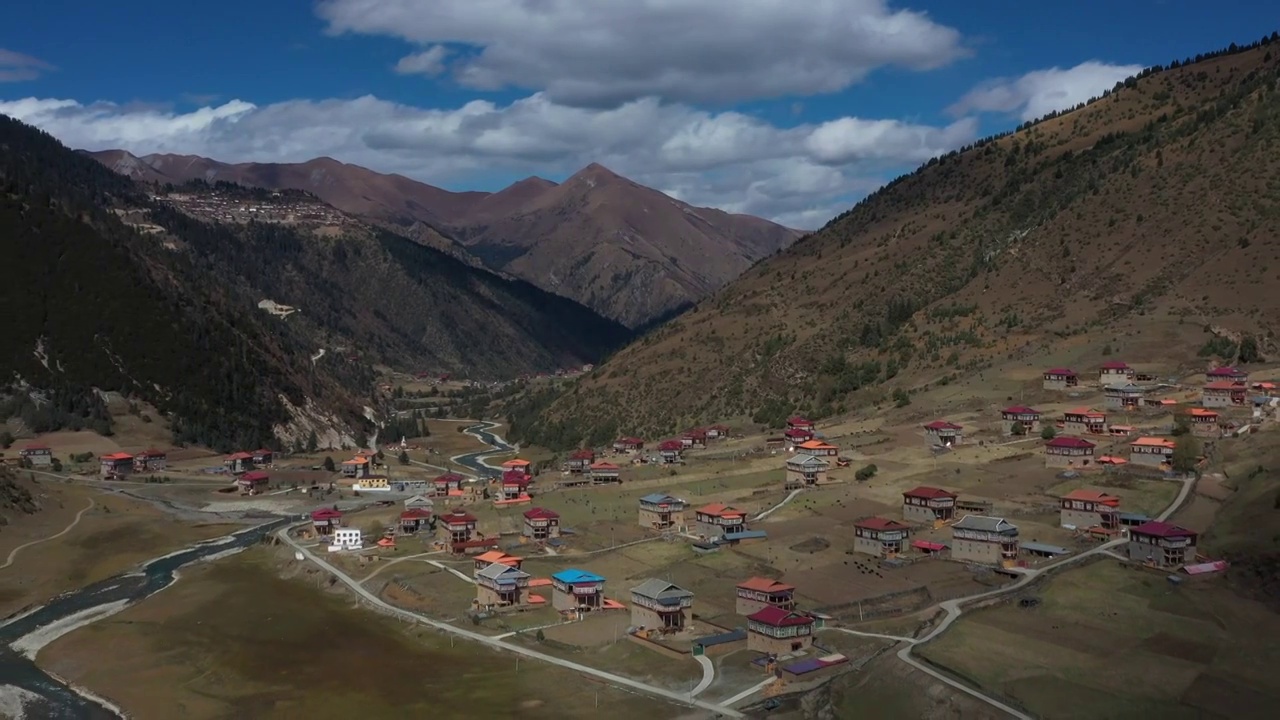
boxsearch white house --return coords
[328,527,363,552]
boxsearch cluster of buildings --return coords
[157,190,354,227]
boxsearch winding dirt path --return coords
[1,498,95,571]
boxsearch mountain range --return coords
[1,116,629,451]
[87,152,802,328]
[515,36,1280,447]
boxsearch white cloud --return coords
[394,45,449,76]
[0,92,976,229]
[0,49,55,83]
[949,60,1143,122]
[317,0,966,106]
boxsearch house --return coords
[251,448,274,466]
[501,458,533,474]
[1098,360,1134,386]
[902,486,957,524]
[522,507,561,540]
[682,428,708,449]
[950,515,1019,566]
[356,476,390,491]
[923,420,963,447]
[500,470,533,500]
[19,444,52,466]
[99,452,134,478]
[1104,383,1145,411]
[475,562,531,608]
[403,494,434,511]
[694,503,747,538]
[236,470,270,494]
[638,493,687,531]
[133,449,167,472]
[340,455,372,479]
[1129,437,1176,468]
[1045,436,1096,468]
[310,507,342,535]
[746,606,815,655]
[630,578,694,633]
[224,451,254,474]
[795,439,839,457]
[657,440,684,464]
[786,416,815,433]
[1000,406,1041,435]
[399,507,432,533]
[329,527,363,551]
[551,569,605,612]
[1043,368,1079,391]
[433,473,465,497]
[472,550,522,572]
[440,508,478,543]
[1202,380,1248,408]
[784,454,829,488]
[1206,366,1248,383]
[392,479,431,494]
[853,517,911,558]
[564,448,595,473]
[1127,521,1198,568]
[1059,489,1121,531]
[1187,408,1222,439]
[613,437,644,453]
[707,424,730,440]
[589,461,621,484]
[1063,408,1107,435]
[735,577,796,615]
[782,428,814,447]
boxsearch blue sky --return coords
[1,1,1274,227]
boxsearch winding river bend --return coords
[450,421,517,475]
[0,518,292,718]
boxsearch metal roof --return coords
[630,578,693,601]
[1019,542,1071,555]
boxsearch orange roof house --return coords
[1060,489,1121,507]
[694,503,746,537]
[502,458,532,470]
[736,577,797,615]
[473,550,523,571]
[795,439,839,457]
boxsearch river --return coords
[0,517,292,719]
[450,421,516,476]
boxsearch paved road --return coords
[1,497,95,570]
[692,654,715,697]
[823,474,1198,719]
[751,488,802,521]
[278,524,740,718]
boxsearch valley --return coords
[2,22,1280,720]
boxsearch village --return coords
[6,351,1276,714]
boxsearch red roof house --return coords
[923,421,963,446]
[746,605,817,654]
[902,486,958,523]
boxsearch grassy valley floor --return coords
[915,560,1280,720]
[36,548,687,720]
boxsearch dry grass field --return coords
[917,560,1280,720]
[0,481,239,618]
[37,548,686,720]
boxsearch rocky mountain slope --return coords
[86,152,802,328]
[1,116,629,451]
[518,35,1280,446]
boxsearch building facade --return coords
[475,562,531,608]
[19,445,52,466]
[746,606,815,655]
[923,421,963,447]
[950,515,1019,566]
[1001,406,1041,435]
[638,493,687,531]
[1063,409,1107,435]
[853,517,911,558]
[522,507,561,540]
[1045,436,1097,468]
[630,579,694,633]
[99,452,133,478]
[1059,489,1121,530]
[1187,408,1222,439]
[1127,521,1197,567]
[440,508,478,543]
[1202,380,1248,408]
[1043,368,1079,391]
[902,486,958,524]
[1099,361,1134,386]
[735,577,796,616]
[1104,383,1145,411]
[694,503,746,538]
[330,527,363,551]
[551,569,605,612]
[1129,437,1175,468]
[589,461,621,484]
[784,454,829,488]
